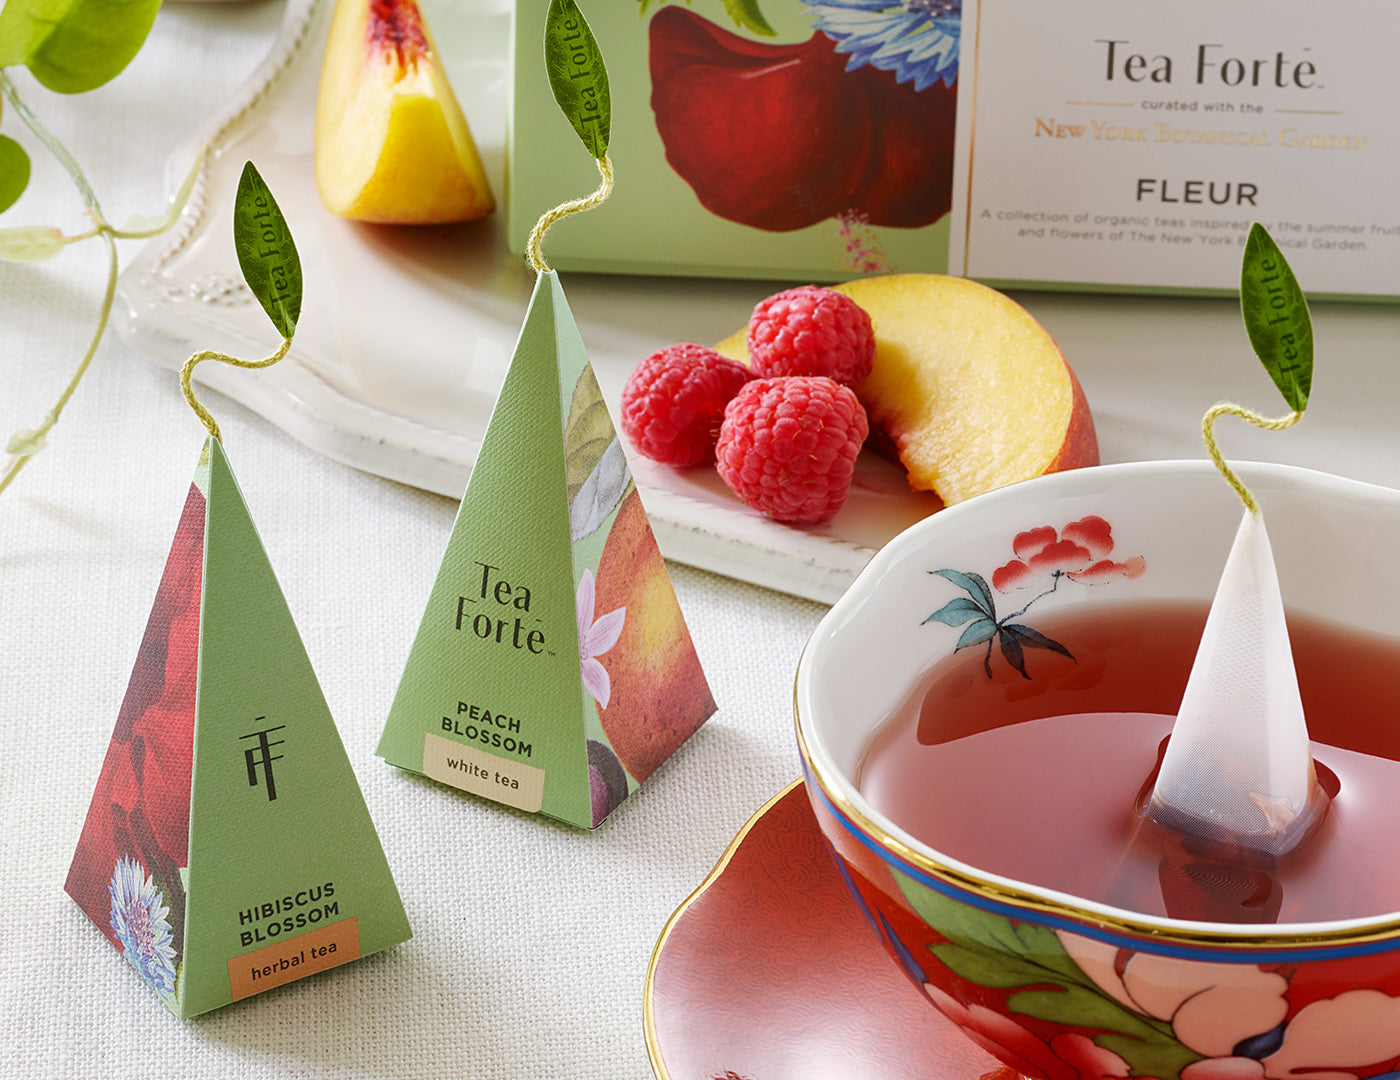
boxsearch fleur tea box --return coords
[506,0,1399,299]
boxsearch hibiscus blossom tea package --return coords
[376,271,717,828]
[65,439,412,1018]
[507,0,1400,298]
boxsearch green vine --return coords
[0,0,200,496]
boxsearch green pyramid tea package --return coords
[377,272,717,828]
[66,164,410,1015]
[378,4,716,827]
[66,439,412,1016]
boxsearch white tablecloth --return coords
[1,5,827,1077]
[7,4,1400,1079]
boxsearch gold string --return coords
[1201,402,1303,515]
[180,337,292,442]
[525,154,614,273]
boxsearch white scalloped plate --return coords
[115,0,1400,604]
[114,0,950,603]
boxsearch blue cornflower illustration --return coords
[803,0,960,91]
[108,854,178,995]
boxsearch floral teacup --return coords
[796,460,1400,1079]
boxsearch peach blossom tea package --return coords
[376,271,717,828]
[507,0,1399,298]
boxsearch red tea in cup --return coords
[857,600,1400,924]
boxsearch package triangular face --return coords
[65,438,411,1018]
[377,271,716,828]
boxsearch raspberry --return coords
[620,343,753,466]
[746,285,875,387]
[715,376,869,526]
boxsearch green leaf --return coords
[564,363,617,503]
[545,0,611,159]
[635,0,776,36]
[721,0,777,36]
[232,161,301,340]
[954,619,997,651]
[1095,1031,1203,1078]
[923,596,990,627]
[0,135,30,213]
[930,568,996,618]
[1001,623,1074,661]
[0,0,162,94]
[0,224,64,261]
[1240,222,1312,412]
[894,869,1070,974]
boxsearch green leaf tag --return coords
[544,0,611,159]
[0,0,162,94]
[0,135,31,214]
[232,161,301,340]
[1240,222,1312,413]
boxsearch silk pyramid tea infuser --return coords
[65,164,410,1016]
[377,0,716,828]
[1144,223,1326,867]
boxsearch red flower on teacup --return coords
[993,516,1145,592]
[924,515,1145,679]
[1061,930,1400,1078]
[922,982,1139,1080]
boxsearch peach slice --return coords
[717,275,1098,505]
[315,0,495,224]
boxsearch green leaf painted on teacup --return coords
[545,0,611,159]
[929,568,995,617]
[954,619,997,651]
[923,596,990,628]
[895,869,1078,981]
[0,135,30,214]
[894,869,1199,1077]
[1241,222,1312,413]
[232,161,301,340]
[1095,1031,1203,1078]
[0,0,161,94]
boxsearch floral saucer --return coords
[643,781,1001,1080]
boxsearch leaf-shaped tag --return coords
[1240,222,1312,413]
[0,0,161,94]
[232,161,302,340]
[0,135,30,214]
[544,0,611,159]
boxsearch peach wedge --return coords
[315,0,495,224]
[718,274,1098,506]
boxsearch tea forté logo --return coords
[240,722,285,801]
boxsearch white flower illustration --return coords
[577,568,625,708]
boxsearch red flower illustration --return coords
[65,482,205,950]
[648,7,956,235]
[926,514,1146,679]
[993,516,1145,592]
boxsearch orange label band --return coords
[227,916,361,1001]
